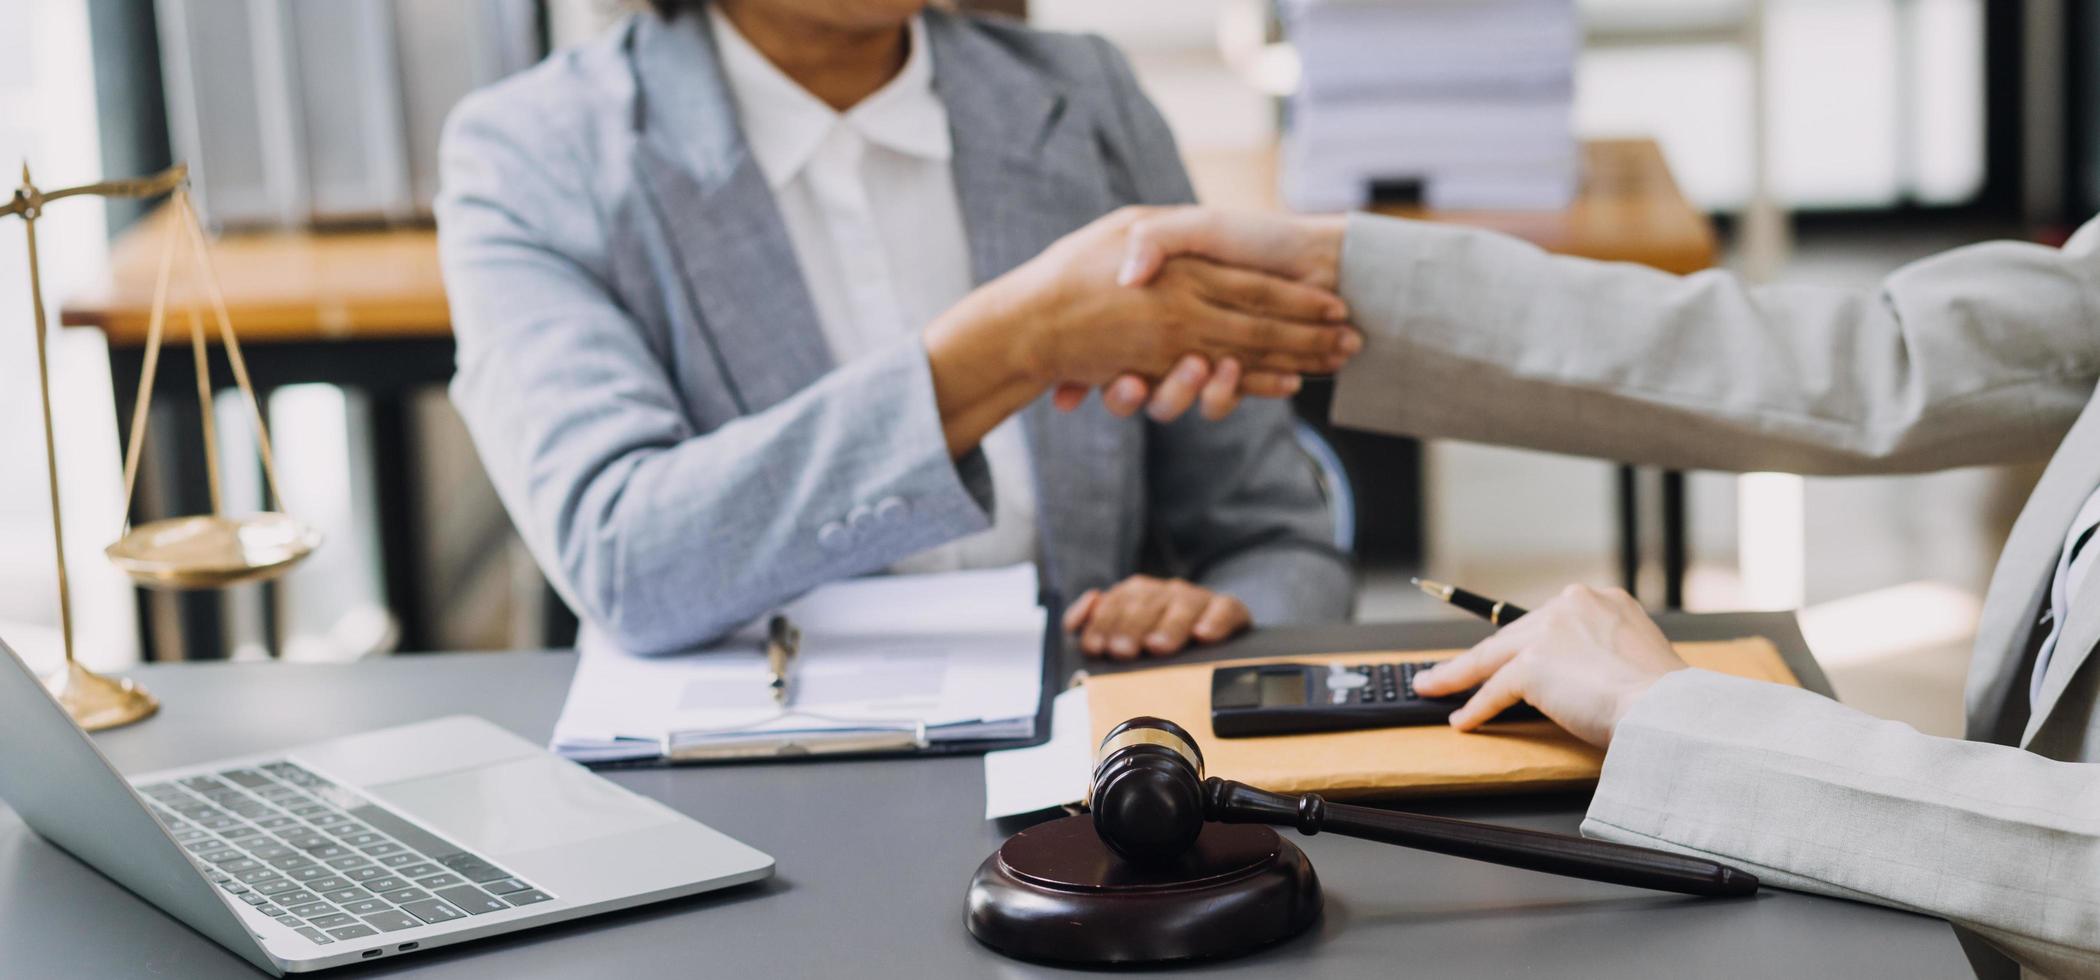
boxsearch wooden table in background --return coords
[1187,138,1717,273]
[1186,138,1715,603]
[62,207,454,662]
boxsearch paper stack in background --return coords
[1280,0,1581,211]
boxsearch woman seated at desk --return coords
[435,0,1357,656]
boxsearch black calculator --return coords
[1210,661,1540,738]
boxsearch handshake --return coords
[921,207,1358,449]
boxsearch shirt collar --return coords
[709,8,950,191]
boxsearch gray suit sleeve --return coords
[1092,38,1354,624]
[1583,670,2100,977]
[1331,213,2100,474]
[438,97,992,654]
[1145,403,1356,625]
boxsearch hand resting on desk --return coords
[1062,576,1252,659]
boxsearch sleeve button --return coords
[818,521,849,550]
[847,505,875,529]
[875,497,909,523]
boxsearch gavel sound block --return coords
[966,815,1320,964]
[966,717,1757,966]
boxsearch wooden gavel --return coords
[1089,717,1759,898]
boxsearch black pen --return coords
[1411,578,1527,627]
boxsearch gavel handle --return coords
[1204,779,1757,898]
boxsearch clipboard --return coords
[576,605,1061,770]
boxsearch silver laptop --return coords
[0,638,773,974]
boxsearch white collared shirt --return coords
[709,8,1039,574]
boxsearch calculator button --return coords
[1329,673,1367,690]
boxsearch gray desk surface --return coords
[0,614,1969,978]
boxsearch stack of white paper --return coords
[551,564,1046,764]
[1281,0,1580,212]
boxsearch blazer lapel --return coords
[2026,565,2100,753]
[626,12,832,414]
[927,10,1105,284]
[1968,396,2100,743]
[2020,402,2100,746]
[926,11,1131,600]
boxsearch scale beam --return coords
[2,163,187,218]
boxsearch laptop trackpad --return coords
[368,756,672,857]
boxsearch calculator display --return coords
[1260,672,1308,706]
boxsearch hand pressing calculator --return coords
[1210,661,1540,737]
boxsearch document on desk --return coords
[551,564,1046,764]
[983,687,1092,819]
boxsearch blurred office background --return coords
[3,0,2097,740]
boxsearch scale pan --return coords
[106,512,321,589]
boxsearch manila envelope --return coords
[1083,638,1798,799]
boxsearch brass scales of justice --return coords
[5,163,321,730]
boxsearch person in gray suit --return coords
[434,1,1359,660]
[1103,207,2100,975]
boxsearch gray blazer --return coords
[1333,213,2100,977]
[436,10,1349,654]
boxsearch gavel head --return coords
[1090,717,1208,864]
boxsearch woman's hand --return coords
[959,207,1357,384]
[1052,353,1304,422]
[1062,575,1252,660]
[1409,584,1689,747]
[924,208,1358,454]
[1052,208,1354,421]
[1118,208,1348,291]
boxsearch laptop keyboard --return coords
[137,761,553,946]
